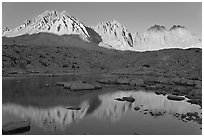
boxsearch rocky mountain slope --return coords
[3,10,201,51]
[3,10,90,41]
[93,20,133,50]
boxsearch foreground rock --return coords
[155,90,166,95]
[167,94,185,101]
[114,98,125,101]
[66,107,81,110]
[149,111,164,117]
[91,82,102,89]
[70,81,95,91]
[63,82,73,89]
[55,82,68,86]
[186,112,199,117]
[134,106,140,111]
[2,121,30,135]
[122,97,135,103]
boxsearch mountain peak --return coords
[42,10,58,15]
[3,10,90,38]
[2,10,201,51]
[94,20,133,50]
[110,19,120,24]
[169,25,186,31]
[97,19,124,29]
[147,24,167,32]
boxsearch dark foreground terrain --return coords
[2,44,201,78]
[2,43,202,134]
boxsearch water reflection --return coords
[2,90,201,132]
[92,91,201,121]
[3,101,89,131]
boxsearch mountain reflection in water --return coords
[2,90,201,132]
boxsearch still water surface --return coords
[2,74,202,135]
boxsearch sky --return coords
[2,2,202,37]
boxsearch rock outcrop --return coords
[2,27,9,34]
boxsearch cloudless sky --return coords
[2,2,202,37]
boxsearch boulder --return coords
[186,112,198,117]
[55,82,67,86]
[155,90,166,95]
[67,107,81,110]
[91,83,102,89]
[134,106,140,111]
[63,82,73,89]
[154,112,164,116]
[143,109,149,111]
[142,64,150,67]
[122,97,135,103]
[70,81,95,91]
[114,98,125,101]
[2,121,30,135]
[167,94,185,101]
